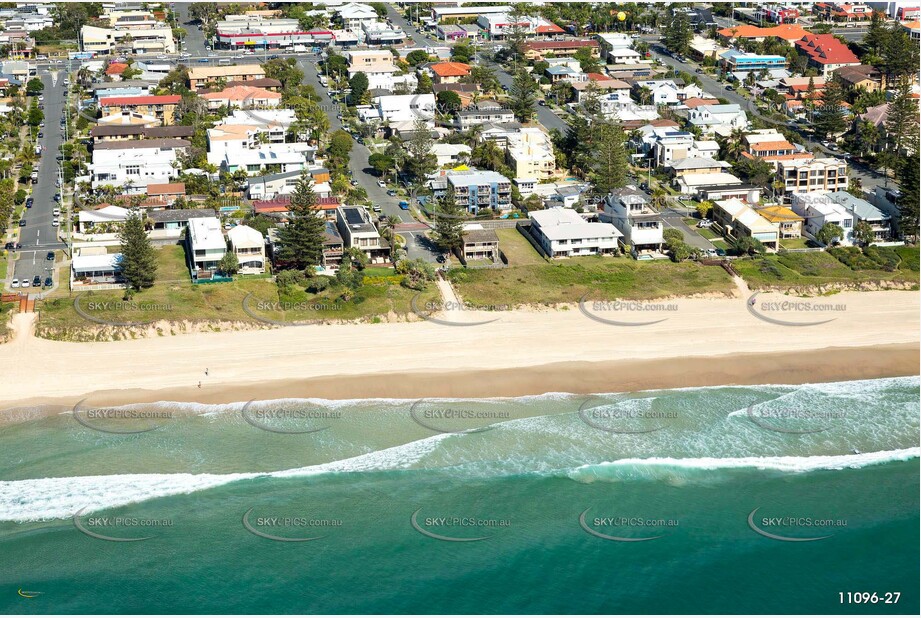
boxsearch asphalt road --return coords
[12,71,67,291]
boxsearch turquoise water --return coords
[1,377,918,614]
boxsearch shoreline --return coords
[1,290,917,413]
[2,344,917,414]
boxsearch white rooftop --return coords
[530,208,622,241]
[187,217,226,252]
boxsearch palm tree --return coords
[463,124,483,148]
[379,215,401,242]
[651,188,668,211]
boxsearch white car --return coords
[52,218,59,227]
[377,180,386,188]
[10,279,18,288]
[53,208,60,217]
[157,54,169,60]
[180,52,192,58]
[243,50,255,56]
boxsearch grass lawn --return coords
[0,253,8,283]
[779,238,815,250]
[448,256,734,307]
[696,226,721,241]
[35,247,437,340]
[734,247,920,290]
[711,239,730,250]
[0,301,14,340]
[495,228,545,265]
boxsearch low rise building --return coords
[757,205,804,239]
[791,192,855,245]
[430,169,513,214]
[187,64,266,90]
[460,224,500,262]
[795,33,861,77]
[187,217,227,279]
[98,94,180,125]
[529,208,621,258]
[200,85,281,110]
[336,205,390,263]
[90,139,188,193]
[601,189,664,258]
[455,102,515,129]
[80,23,175,55]
[505,127,555,180]
[826,190,891,241]
[687,104,748,136]
[712,199,780,251]
[227,224,266,274]
[779,157,848,194]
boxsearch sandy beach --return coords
[1,290,918,410]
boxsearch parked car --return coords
[725,84,735,91]
[715,248,727,256]
[537,99,546,106]
[32,275,41,287]
[46,251,54,261]
[350,179,359,186]
[19,219,26,226]
[54,193,61,202]
[52,218,59,227]
[372,205,381,213]
[386,189,397,197]
[38,131,43,138]
[52,208,60,217]
[398,200,410,210]
[377,180,386,188]
[695,68,703,73]
[10,279,18,288]
[44,276,53,288]
[25,198,33,208]
[4,242,14,250]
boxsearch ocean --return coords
[0,376,918,614]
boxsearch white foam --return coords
[569,447,921,482]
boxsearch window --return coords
[125,165,140,176]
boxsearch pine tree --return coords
[589,119,628,196]
[431,187,465,251]
[509,68,538,123]
[119,211,157,292]
[883,22,921,83]
[405,117,437,181]
[885,79,919,155]
[813,78,847,139]
[895,133,919,242]
[663,11,692,55]
[277,173,326,270]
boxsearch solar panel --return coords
[344,208,364,225]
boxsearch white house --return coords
[337,2,378,30]
[687,103,749,136]
[346,49,416,91]
[652,130,721,166]
[367,93,436,125]
[528,208,621,258]
[76,205,131,233]
[601,189,665,258]
[791,192,855,245]
[431,143,471,167]
[207,126,316,173]
[826,191,891,241]
[90,139,187,193]
[335,205,390,263]
[227,224,266,274]
[187,217,227,278]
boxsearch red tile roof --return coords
[253,196,340,213]
[105,62,128,75]
[430,62,471,78]
[535,23,564,34]
[524,39,598,51]
[717,24,809,41]
[146,182,185,195]
[795,34,860,66]
[100,94,182,107]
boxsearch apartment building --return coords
[791,192,855,245]
[187,64,266,90]
[430,169,513,215]
[505,128,555,180]
[794,34,861,77]
[757,205,804,239]
[98,94,180,125]
[779,157,849,194]
[346,50,399,90]
[455,103,515,129]
[200,85,281,110]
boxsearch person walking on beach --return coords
[198,381,202,389]
[205,368,209,376]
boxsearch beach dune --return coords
[1,290,918,410]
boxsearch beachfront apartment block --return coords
[528,208,621,258]
[187,217,228,279]
[712,199,780,251]
[187,64,267,90]
[435,169,513,215]
[505,128,556,180]
[227,224,266,275]
[602,189,665,258]
[98,95,180,125]
[780,157,848,194]
[90,139,188,193]
[335,206,391,264]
